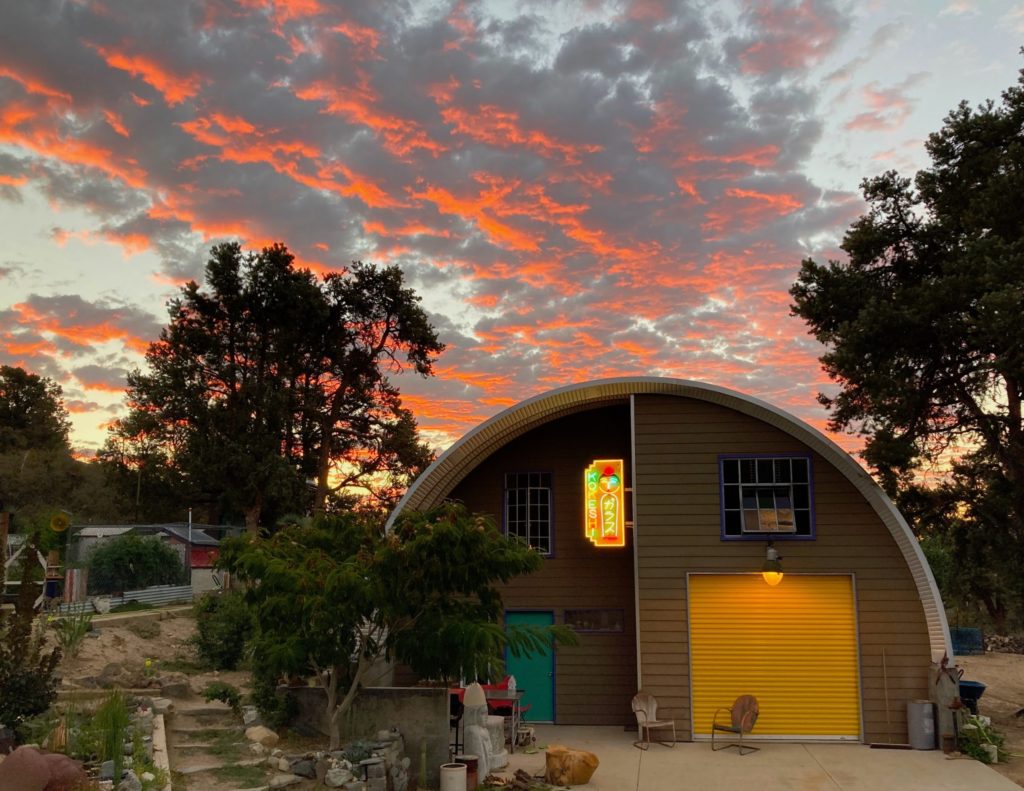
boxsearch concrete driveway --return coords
[502,726,1020,791]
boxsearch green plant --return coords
[51,611,93,658]
[88,533,188,594]
[214,764,265,786]
[190,591,253,670]
[93,690,131,781]
[959,714,1007,764]
[249,666,297,729]
[202,681,242,714]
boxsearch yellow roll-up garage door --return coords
[689,574,861,739]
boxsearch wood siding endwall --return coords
[633,395,931,743]
[450,404,638,726]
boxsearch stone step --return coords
[168,724,243,734]
[175,757,265,775]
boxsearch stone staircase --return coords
[166,700,271,790]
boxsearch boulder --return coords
[324,767,353,788]
[269,773,302,788]
[291,758,316,778]
[544,745,599,786]
[157,673,190,698]
[116,770,142,791]
[246,725,280,749]
[241,705,262,727]
[0,746,88,791]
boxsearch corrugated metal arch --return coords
[386,377,952,661]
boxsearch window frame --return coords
[503,470,555,556]
[564,608,625,634]
[718,453,816,541]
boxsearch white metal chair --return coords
[631,691,677,749]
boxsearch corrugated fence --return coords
[57,584,194,615]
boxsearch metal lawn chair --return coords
[631,691,677,749]
[711,694,760,755]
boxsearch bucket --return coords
[907,699,936,750]
[453,754,478,789]
[440,762,467,791]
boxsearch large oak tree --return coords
[791,65,1024,628]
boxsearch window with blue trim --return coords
[720,456,813,538]
[504,472,552,554]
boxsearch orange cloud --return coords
[440,103,601,164]
[0,67,72,104]
[94,45,203,105]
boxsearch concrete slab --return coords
[502,726,1020,791]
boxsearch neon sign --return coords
[584,459,625,548]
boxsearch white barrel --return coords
[440,762,467,791]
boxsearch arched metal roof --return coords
[388,377,952,660]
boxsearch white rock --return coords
[245,725,280,748]
[140,773,155,783]
[269,773,302,789]
[278,757,291,772]
[250,742,268,757]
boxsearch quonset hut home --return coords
[386,378,952,744]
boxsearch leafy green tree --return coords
[106,242,443,532]
[791,64,1024,628]
[219,504,573,749]
[87,533,188,594]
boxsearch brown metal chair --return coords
[711,694,760,755]
[631,691,677,749]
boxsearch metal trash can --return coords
[907,699,936,750]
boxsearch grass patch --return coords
[213,764,265,785]
[159,656,208,674]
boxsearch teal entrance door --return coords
[505,610,555,722]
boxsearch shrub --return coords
[203,680,242,714]
[88,533,188,594]
[190,591,253,670]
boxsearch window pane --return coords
[723,485,740,510]
[795,510,811,534]
[743,510,760,532]
[724,511,742,534]
[740,459,756,483]
[757,459,774,483]
[742,488,758,509]
[793,485,809,509]
[757,488,775,509]
[774,459,791,482]
[774,487,792,509]
[792,458,808,482]
[722,459,739,484]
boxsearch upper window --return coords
[719,456,813,539]
[504,472,552,554]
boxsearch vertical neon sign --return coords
[584,459,625,547]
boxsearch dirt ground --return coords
[959,652,1024,788]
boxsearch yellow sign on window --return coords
[584,459,625,548]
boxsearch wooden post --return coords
[0,511,8,587]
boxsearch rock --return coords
[242,705,262,726]
[278,757,291,772]
[98,662,124,688]
[544,745,599,786]
[249,742,268,757]
[150,697,173,715]
[271,748,284,758]
[157,673,190,698]
[117,770,142,791]
[324,767,353,788]
[100,760,116,780]
[140,772,155,783]
[0,746,88,791]
[246,725,280,749]
[291,758,316,778]
[269,773,302,788]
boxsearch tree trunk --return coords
[328,655,370,750]
[244,493,263,536]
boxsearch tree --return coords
[106,242,443,532]
[0,366,71,453]
[0,366,127,530]
[219,504,574,749]
[790,64,1024,628]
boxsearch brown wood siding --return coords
[633,394,930,743]
[450,404,637,726]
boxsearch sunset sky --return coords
[1,0,1021,458]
